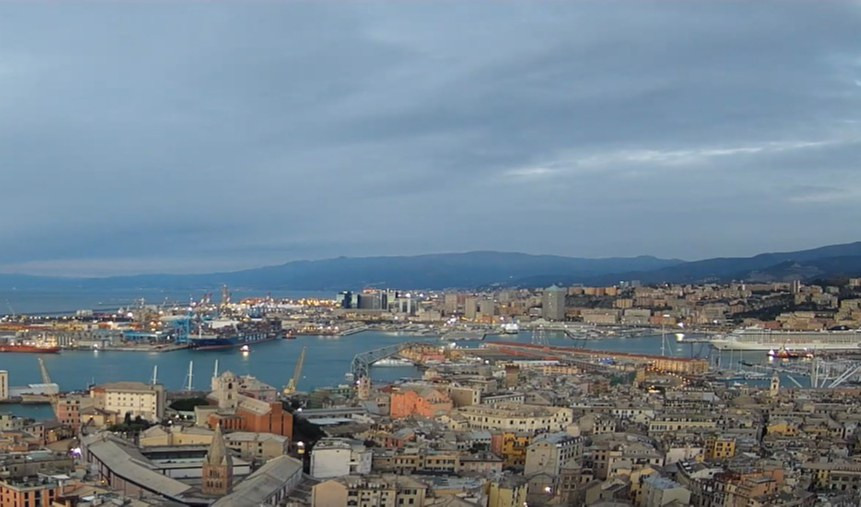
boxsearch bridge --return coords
[350,342,418,379]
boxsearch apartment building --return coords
[311,474,427,507]
[311,438,372,479]
[457,404,573,433]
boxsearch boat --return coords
[240,345,250,353]
[372,357,413,367]
[767,347,814,360]
[710,327,861,351]
[501,322,520,334]
[0,343,60,354]
[190,320,282,351]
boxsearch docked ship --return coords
[189,319,282,351]
[0,341,60,353]
[710,327,861,351]
[767,347,814,360]
[372,357,413,367]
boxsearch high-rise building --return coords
[478,298,496,321]
[464,296,478,320]
[336,291,353,309]
[357,291,388,310]
[443,293,460,315]
[542,286,567,321]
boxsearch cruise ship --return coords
[710,327,861,351]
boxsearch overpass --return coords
[350,342,420,379]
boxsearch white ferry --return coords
[710,327,861,351]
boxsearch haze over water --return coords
[0,289,331,315]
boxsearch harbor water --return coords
[1,329,776,421]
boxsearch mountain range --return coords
[1,241,861,291]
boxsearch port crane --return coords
[283,346,307,396]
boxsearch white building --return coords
[310,438,372,479]
[91,381,166,422]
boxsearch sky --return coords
[0,1,860,276]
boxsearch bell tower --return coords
[215,371,239,412]
[202,424,233,496]
[770,372,780,397]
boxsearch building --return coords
[0,412,25,432]
[458,404,574,433]
[212,455,303,507]
[312,474,428,507]
[525,433,582,477]
[390,385,453,419]
[202,424,233,496]
[55,395,92,432]
[703,435,736,462]
[337,291,353,309]
[491,432,532,468]
[311,438,372,479]
[206,372,294,439]
[224,431,289,461]
[487,475,528,507]
[639,476,690,507]
[139,425,215,447]
[0,478,63,507]
[542,286,566,321]
[0,451,73,480]
[90,381,166,422]
[357,291,388,310]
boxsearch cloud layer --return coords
[0,1,859,275]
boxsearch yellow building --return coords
[767,419,799,437]
[704,435,736,461]
[495,432,531,468]
[487,476,528,507]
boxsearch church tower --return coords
[202,424,233,496]
[215,371,239,412]
[770,372,780,397]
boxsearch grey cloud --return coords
[0,1,860,274]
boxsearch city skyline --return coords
[1,1,860,276]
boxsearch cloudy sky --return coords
[1,1,860,276]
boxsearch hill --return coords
[1,242,860,291]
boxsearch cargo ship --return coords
[0,342,60,353]
[711,327,861,351]
[189,319,282,351]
